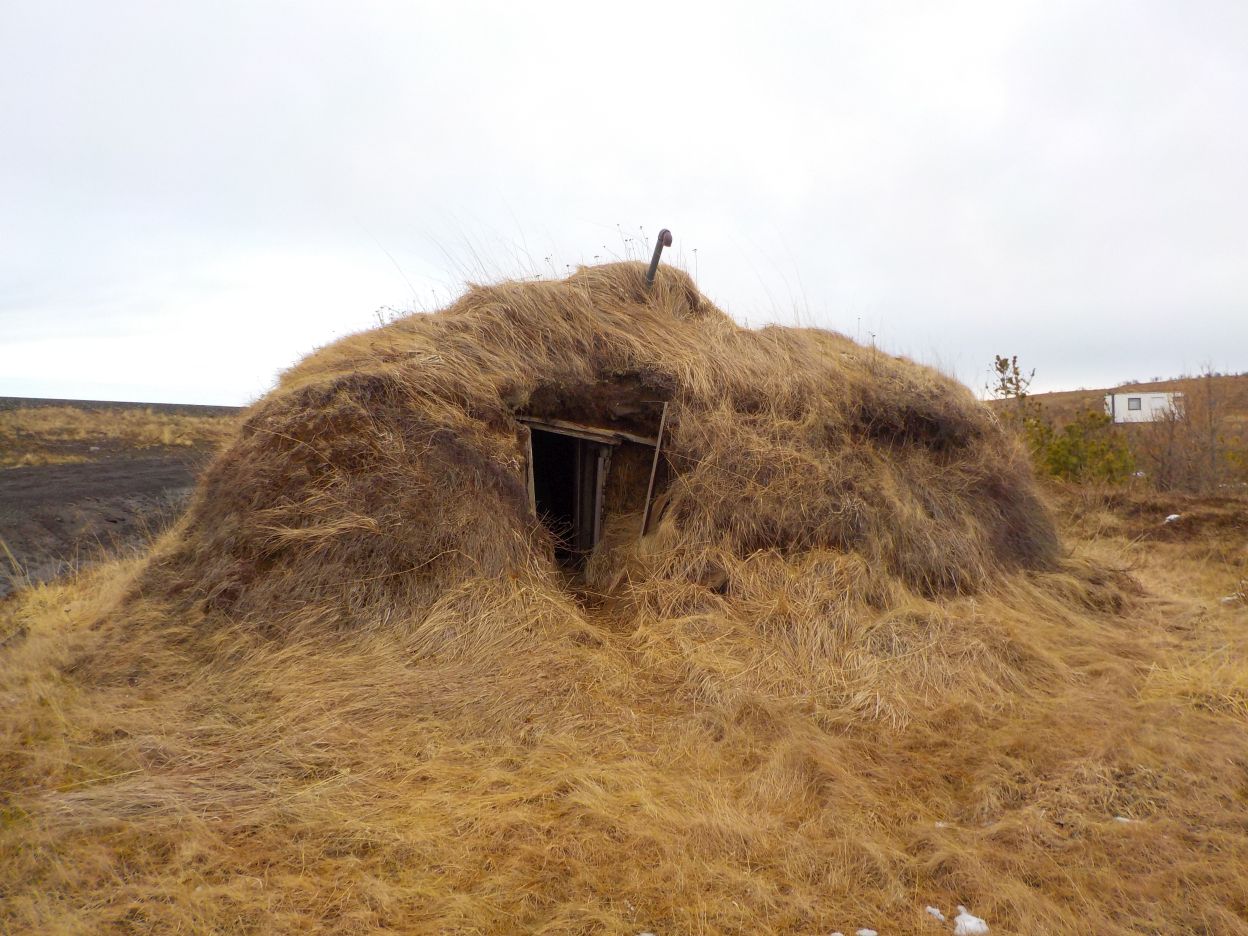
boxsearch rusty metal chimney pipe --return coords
[645,228,673,288]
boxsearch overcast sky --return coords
[2,0,1245,405]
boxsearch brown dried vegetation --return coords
[2,264,1246,934]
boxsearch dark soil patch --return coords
[0,453,209,597]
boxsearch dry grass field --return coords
[2,485,1244,935]
[0,403,235,468]
[1,266,1245,934]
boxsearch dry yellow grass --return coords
[0,405,234,467]
[2,451,88,468]
[1,265,1246,934]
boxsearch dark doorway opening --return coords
[529,428,610,570]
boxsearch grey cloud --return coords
[2,0,1245,404]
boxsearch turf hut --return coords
[138,261,1057,630]
[11,263,1247,935]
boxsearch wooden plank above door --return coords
[516,416,658,448]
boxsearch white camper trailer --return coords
[1104,391,1182,424]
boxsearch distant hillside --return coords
[0,396,241,418]
[994,374,1248,438]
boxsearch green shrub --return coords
[987,355,1134,484]
[1025,410,1136,483]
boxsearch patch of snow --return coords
[855,930,878,936]
[953,906,989,935]
[1222,594,1244,605]
[926,905,946,922]
[1114,815,1136,823]
[1164,513,1182,523]
[934,820,950,828]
